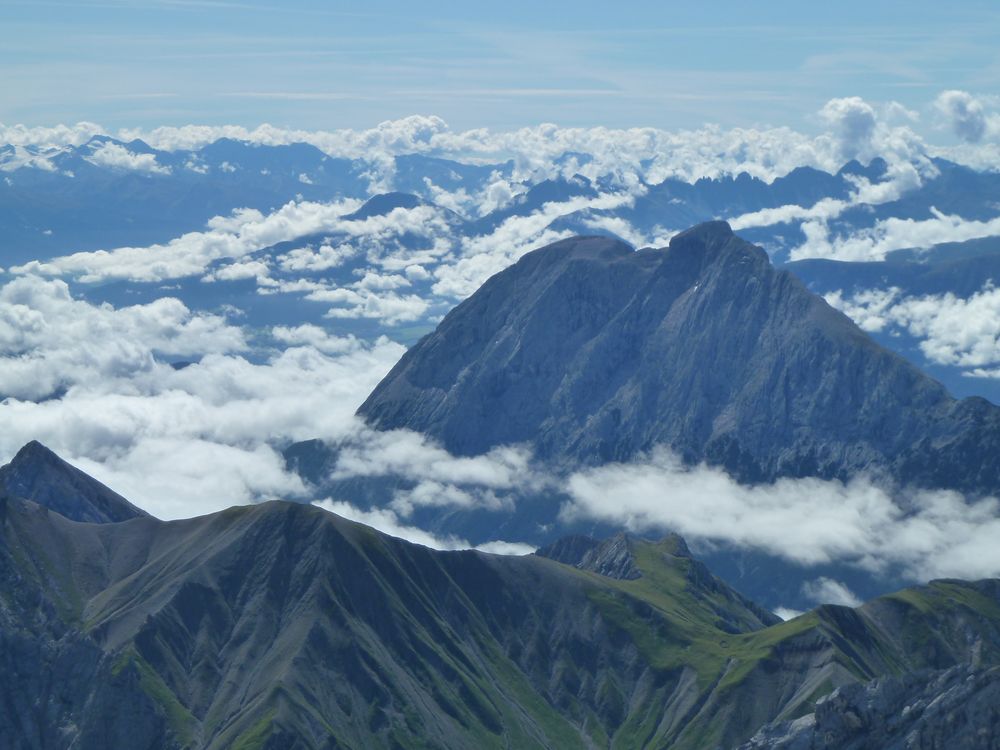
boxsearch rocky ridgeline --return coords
[359,222,1000,496]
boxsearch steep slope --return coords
[4,460,1000,749]
[358,222,1000,494]
[740,664,1000,749]
[0,488,776,749]
[0,440,147,523]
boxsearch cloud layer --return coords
[3,89,998,189]
[826,284,1000,370]
[562,448,1000,583]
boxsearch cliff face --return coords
[359,223,1000,494]
[740,664,1000,750]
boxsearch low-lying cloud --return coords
[313,498,534,555]
[827,284,1000,371]
[562,448,1000,582]
[0,275,405,519]
[86,141,170,175]
[791,209,1000,262]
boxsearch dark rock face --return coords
[740,664,1000,750]
[0,441,147,523]
[358,222,1000,494]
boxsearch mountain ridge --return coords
[358,222,1000,495]
[4,444,1000,748]
[0,440,148,523]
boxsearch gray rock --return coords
[739,664,1000,749]
[359,222,1000,495]
[0,441,148,523]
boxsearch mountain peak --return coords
[666,219,770,271]
[0,441,149,523]
[359,223,1000,494]
[344,192,424,220]
[669,219,734,245]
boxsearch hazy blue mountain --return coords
[390,153,513,197]
[4,444,1000,749]
[358,222,1000,496]
[0,136,370,263]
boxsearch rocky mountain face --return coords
[4,443,1000,749]
[0,440,147,523]
[358,222,1000,495]
[740,664,1000,749]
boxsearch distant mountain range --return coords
[6,136,1000,268]
[5,135,999,402]
[4,135,1000,404]
[3,443,1000,749]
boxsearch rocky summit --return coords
[0,440,147,523]
[359,222,1000,494]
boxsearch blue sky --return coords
[2,0,998,133]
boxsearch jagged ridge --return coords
[4,446,1000,748]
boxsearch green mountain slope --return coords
[3,482,1000,749]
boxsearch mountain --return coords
[0,440,147,523]
[5,443,1000,748]
[784,235,1000,404]
[740,664,1000,749]
[358,222,1000,495]
[0,137,369,264]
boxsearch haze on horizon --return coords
[3,0,998,136]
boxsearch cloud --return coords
[0,275,246,400]
[934,90,989,143]
[86,141,171,175]
[331,427,535,492]
[801,577,863,607]
[827,284,1000,369]
[773,607,804,621]
[729,197,849,232]
[308,287,431,325]
[562,447,1000,581]
[0,145,60,173]
[823,288,902,333]
[790,208,1000,262]
[12,200,362,283]
[314,426,547,521]
[0,277,406,519]
[432,190,637,298]
[478,175,519,215]
[0,121,105,148]
[313,498,534,555]
[819,97,878,160]
[203,259,271,282]
[270,324,362,354]
[729,159,928,234]
[278,243,358,272]
[74,439,305,521]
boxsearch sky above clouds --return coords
[2,0,999,134]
